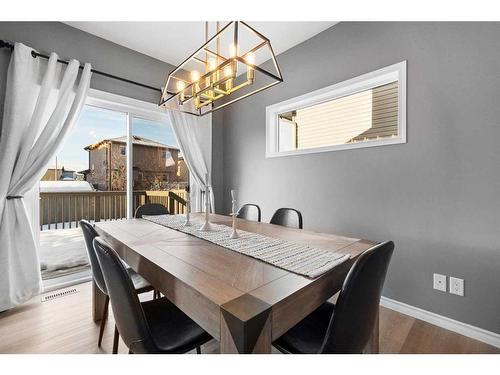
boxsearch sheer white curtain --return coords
[168,104,214,213]
[0,43,92,311]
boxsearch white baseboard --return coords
[380,296,500,349]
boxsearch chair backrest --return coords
[270,208,303,229]
[321,241,394,353]
[79,220,107,294]
[134,203,168,218]
[93,237,158,353]
[237,204,261,222]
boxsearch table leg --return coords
[366,306,380,353]
[92,280,107,323]
[219,294,272,354]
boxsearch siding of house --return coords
[41,168,62,181]
[351,81,399,142]
[85,141,179,191]
[293,81,399,149]
[131,143,178,190]
[87,145,109,190]
[111,142,127,191]
[177,158,189,183]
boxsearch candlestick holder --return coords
[199,182,213,232]
[230,198,239,239]
[184,190,191,226]
[229,189,239,239]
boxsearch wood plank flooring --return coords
[0,282,497,354]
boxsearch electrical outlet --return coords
[449,277,464,296]
[433,273,447,292]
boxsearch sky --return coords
[52,105,179,172]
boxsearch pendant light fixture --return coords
[159,21,283,116]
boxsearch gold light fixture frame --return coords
[159,21,283,116]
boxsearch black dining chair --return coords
[237,204,261,222]
[93,237,212,354]
[80,220,156,354]
[270,208,303,229]
[134,203,168,218]
[273,241,394,354]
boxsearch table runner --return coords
[143,214,350,278]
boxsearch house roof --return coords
[84,135,179,151]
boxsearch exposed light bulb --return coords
[208,58,217,71]
[224,64,234,92]
[176,81,186,91]
[229,43,238,57]
[245,52,256,65]
[246,52,255,82]
[176,80,186,103]
[190,70,200,82]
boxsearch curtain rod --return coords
[0,40,162,93]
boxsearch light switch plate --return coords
[449,277,464,296]
[433,273,447,292]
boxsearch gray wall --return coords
[217,22,500,333]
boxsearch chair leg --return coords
[196,346,201,354]
[113,325,119,354]
[97,295,109,347]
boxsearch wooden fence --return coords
[39,190,187,230]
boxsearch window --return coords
[266,61,406,157]
[120,146,126,156]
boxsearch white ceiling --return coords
[64,22,337,66]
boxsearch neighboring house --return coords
[278,81,399,150]
[41,168,63,181]
[84,135,180,191]
[41,167,83,181]
[177,156,189,184]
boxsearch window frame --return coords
[265,61,407,158]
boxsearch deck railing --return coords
[39,190,187,230]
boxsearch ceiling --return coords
[64,22,337,66]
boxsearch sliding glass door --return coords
[39,90,184,288]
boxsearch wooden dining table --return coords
[93,213,377,354]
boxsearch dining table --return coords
[93,213,377,354]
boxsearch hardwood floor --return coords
[0,282,497,354]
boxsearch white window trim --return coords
[86,88,170,123]
[265,61,407,158]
